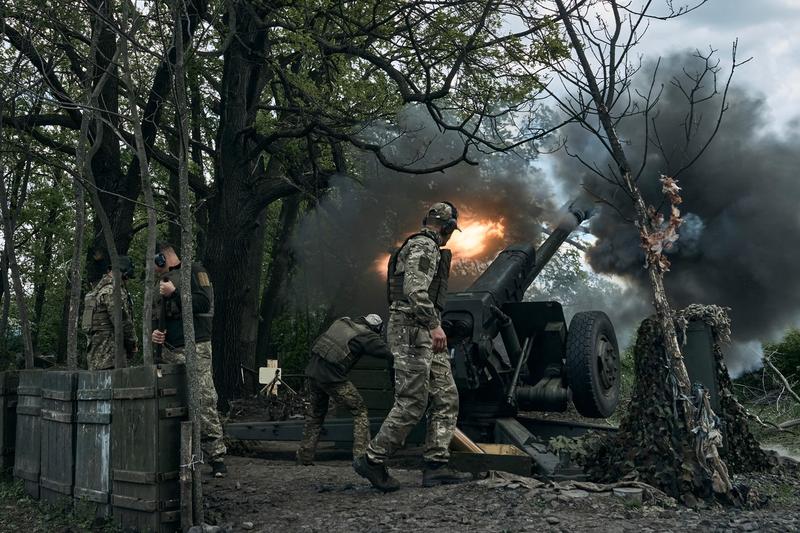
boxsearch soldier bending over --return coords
[297,314,391,465]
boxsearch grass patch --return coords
[0,477,118,533]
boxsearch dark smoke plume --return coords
[290,106,557,319]
[552,53,800,375]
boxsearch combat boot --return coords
[422,462,472,487]
[353,455,400,492]
[210,460,228,478]
[296,451,314,466]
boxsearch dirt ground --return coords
[202,444,800,533]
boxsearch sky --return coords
[636,0,800,133]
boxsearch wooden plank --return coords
[180,421,193,531]
[13,370,42,498]
[40,370,78,509]
[74,370,112,517]
[112,364,186,533]
[0,371,19,472]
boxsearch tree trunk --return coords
[0,171,35,367]
[205,8,294,403]
[83,0,207,283]
[0,252,10,356]
[174,5,203,522]
[206,206,270,402]
[255,194,301,369]
[78,16,126,369]
[32,209,57,352]
[84,0,127,284]
[119,0,158,366]
[56,278,72,365]
[553,0,734,499]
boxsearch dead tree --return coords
[547,0,748,502]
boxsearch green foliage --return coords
[762,328,800,380]
[269,308,329,384]
[528,245,625,323]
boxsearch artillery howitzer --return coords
[225,200,621,477]
[446,201,619,426]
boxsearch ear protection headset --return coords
[423,201,459,234]
[154,249,167,268]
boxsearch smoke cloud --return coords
[551,53,800,375]
[290,106,558,319]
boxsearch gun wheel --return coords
[565,311,620,418]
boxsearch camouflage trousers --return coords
[366,313,459,464]
[297,379,370,462]
[87,332,131,370]
[162,341,227,462]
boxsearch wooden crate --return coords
[13,370,42,498]
[40,370,79,508]
[111,364,187,533]
[0,371,19,473]
[74,370,112,516]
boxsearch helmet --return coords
[363,313,384,334]
[424,201,460,234]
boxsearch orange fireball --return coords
[448,219,506,259]
[372,253,391,275]
[371,216,506,277]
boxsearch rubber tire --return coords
[565,311,620,418]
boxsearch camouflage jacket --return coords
[83,274,137,350]
[389,228,444,329]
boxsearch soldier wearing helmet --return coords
[354,202,471,491]
[81,255,138,370]
[297,314,391,466]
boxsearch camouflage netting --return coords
[581,305,772,506]
[674,304,777,473]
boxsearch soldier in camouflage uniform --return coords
[150,243,227,478]
[354,202,471,492]
[82,256,138,370]
[297,314,391,465]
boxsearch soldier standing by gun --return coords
[150,243,227,478]
[82,256,138,370]
[354,202,471,491]
[297,314,391,466]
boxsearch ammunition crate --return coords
[111,364,187,533]
[13,369,43,498]
[0,371,18,473]
[74,370,113,516]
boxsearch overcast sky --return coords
[636,0,800,133]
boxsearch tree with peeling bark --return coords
[542,0,749,501]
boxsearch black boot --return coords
[210,460,228,478]
[296,451,314,466]
[353,455,400,492]
[422,462,471,487]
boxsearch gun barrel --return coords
[524,203,590,287]
[464,201,590,307]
